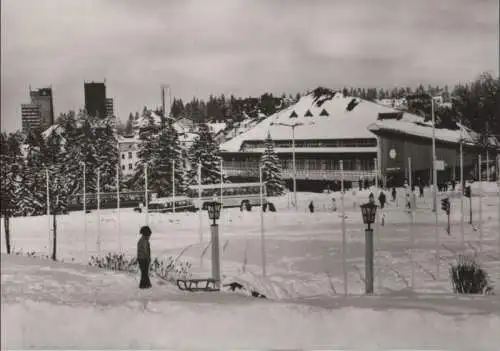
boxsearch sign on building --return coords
[434,160,446,171]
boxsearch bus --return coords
[147,196,196,213]
[187,182,266,210]
[66,191,151,212]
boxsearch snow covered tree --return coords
[152,121,186,196]
[187,123,224,185]
[1,132,24,253]
[43,130,70,214]
[22,129,48,215]
[260,132,285,196]
[131,110,185,196]
[93,119,119,192]
[131,108,160,191]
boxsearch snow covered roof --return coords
[219,90,428,152]
[368,120,485,146]
[179,132,198,144]
[135,111,192,136]
[42,125,62,139]
[207,122,227,135]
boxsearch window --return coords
[128,152,132,159]
[122,165,125,170]
[319,109,329,117]
[128,164,133,170]
[122,154,125,159]
[289,110,298,118]
[304,109,313,117]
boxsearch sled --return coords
[176,278,220,292]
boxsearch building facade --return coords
[218,89,498,191]
[21,104,41,134]
[219,90,383,191]
[118,136,140,178]
[84,81,107,118]
[369,119,499,186]
[30,87,54,128]
[105,98,114,119]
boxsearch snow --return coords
[368,120,483,145]
[207,122,227,135]
[3,254,500,349]
[219,92,436,152]
[2,183,500,348]
[41,124,61,139]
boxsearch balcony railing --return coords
[224,167,376,181]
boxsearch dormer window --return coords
[289,110,298,118]
[304,109,313,117]
[319,109,329,117]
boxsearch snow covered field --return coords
[2,184,500,348]
[2,254,500,349]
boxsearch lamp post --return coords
[206,201,222,284]
[82,162,88,259]
[360,202,377,295]
[270,121,313,210]
[259,164,266,277]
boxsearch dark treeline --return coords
[118,83,456,134]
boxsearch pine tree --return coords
[23,129,47,214]
[43,130,69,213]
[154,121,186,196]
[94,119,118,192]
[131,110,185,196]
[130,108,159,191]
[0,132,24,252]
[260,132,284,196]
[187,123,223,185]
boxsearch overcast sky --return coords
[1,0,498,132]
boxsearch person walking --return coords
[308,200,315,213]
[137,225,152,289]
[391,187,397,202]
[378,190,386,209]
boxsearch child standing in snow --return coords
[309,201,315,213]
[137,226,152,289]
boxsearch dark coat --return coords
[137,236,151,261]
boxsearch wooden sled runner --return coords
[176,278,220,292]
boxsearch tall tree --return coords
[187,123,223,185]
[0,132,24,253]
[260,132,285,196]
[452,73,500,147]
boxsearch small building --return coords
[368,118,499,186]
[118,135,140,178]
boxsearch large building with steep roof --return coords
[219,88,498,190]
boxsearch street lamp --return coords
[360,202,377,294]
[270,121,313,210]
[206,201,222,283]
